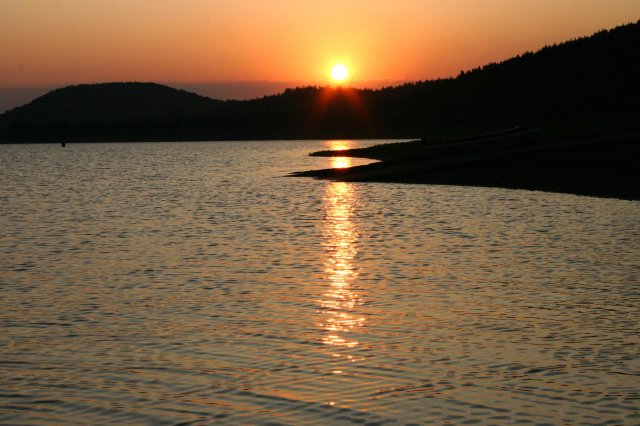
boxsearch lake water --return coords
[1,140,639,425]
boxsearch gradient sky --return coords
[1,0,639,107]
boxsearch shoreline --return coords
[291,131,640,201]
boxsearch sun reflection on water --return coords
[325,140,354,170]
[325,140,352,151]
[318,181,363,348]
[332,157,351,169]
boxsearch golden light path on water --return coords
[318,180,363,350]
[325,139,352,170]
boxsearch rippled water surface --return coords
[1,141,639,425]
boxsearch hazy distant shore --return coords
[292,130,640,201]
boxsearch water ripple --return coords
[1,141,639,424]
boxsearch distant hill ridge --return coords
[1,20,638,142]
[2,82,221,125]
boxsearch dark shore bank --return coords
[291,127,640,201]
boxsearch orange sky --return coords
[1,0,639,93]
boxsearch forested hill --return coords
[0,83,222,126]
[1,20,639,142]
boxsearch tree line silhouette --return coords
[1,20,638,142]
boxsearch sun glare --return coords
[330,64,349,82]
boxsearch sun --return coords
[330,64,349,82]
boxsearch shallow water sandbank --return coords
[293,133,640,201]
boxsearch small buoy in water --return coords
[61,142,66,147]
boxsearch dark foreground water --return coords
[1,141,639,425]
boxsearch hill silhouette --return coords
[1,20,639,142]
